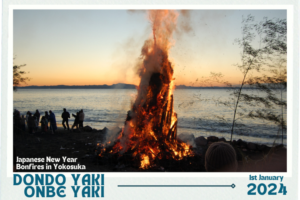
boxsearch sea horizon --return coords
[16,83,285,90]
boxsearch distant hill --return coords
[18,83,137,89]
[175,85,233,89]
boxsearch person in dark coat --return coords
[34,110,40,130]
[40,116,48,133]
[79,109,85,129]
[45,111,50,130]
[27,113,35,134]
[71,112,80,132]
[13,109,21,134]
[61,108,70,130]
[49,110,57,134]
[20,115,26,132]
[26,111,31,126]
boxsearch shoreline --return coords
[57,122,286,148]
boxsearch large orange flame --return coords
[102,10,193,169]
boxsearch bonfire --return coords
[99,10,194,170]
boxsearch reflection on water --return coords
[13,88,287,146]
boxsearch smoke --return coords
[177,10,193,34]
[103,126,122,147]
[131,10,179,109]
[129,10,195,84]
[178,133,196,147]
[148,10,178,51]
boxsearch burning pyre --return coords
[99,10,194,170]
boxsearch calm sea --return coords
[13,88,287,146]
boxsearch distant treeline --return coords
[18,83,136,89]
[17,83,282,90]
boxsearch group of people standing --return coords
[61,108,85,131]
[13,108,85,134]
[40,110,57,134]
[13,109,57,134]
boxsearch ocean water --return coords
[13,88,287,146]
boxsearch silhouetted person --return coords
[61,108,70,130]
[49,110,57,134]
[13,109,21,134]
[205,142,238,172]
[34,109,40,129]
[45,111,50,130]
[40,116,48,133]
[71,112,80,132]
[26,111,31,130]
[27,113,35,134]
[79,109,85,129]
[33,116,38,132]
[20,115,26,132]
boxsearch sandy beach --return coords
[13,125,287,172]
[14,126,107,172]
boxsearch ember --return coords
[99,10,194,170]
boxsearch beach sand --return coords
[13,126,286,172]
[14,126,107,172]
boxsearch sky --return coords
[13,9,287,86]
